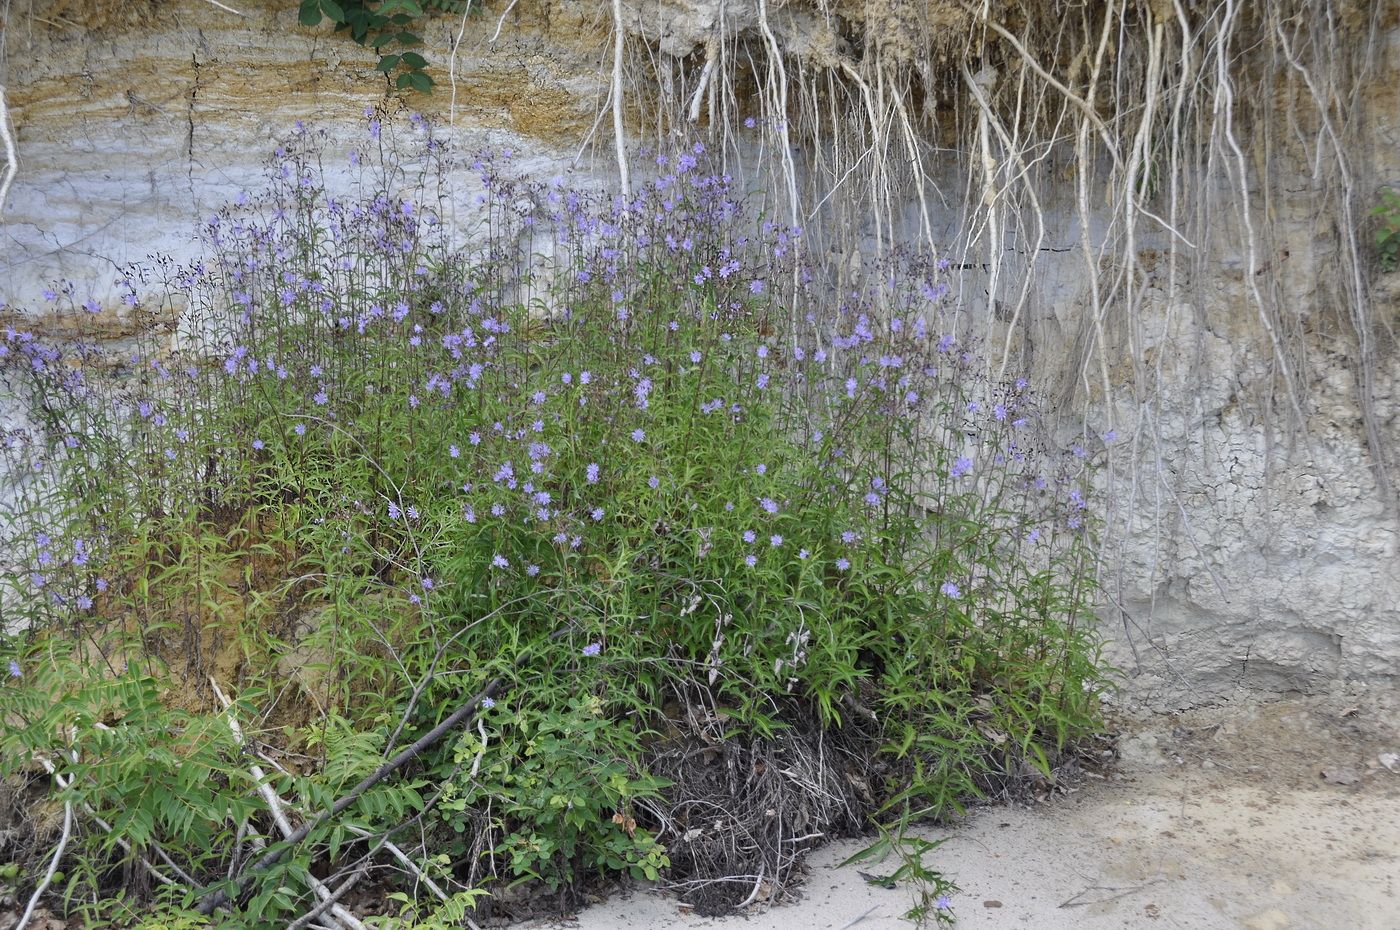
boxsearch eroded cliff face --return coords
[3,0,1397,707]
[3,0,611,307]
[1104,297,1400,704]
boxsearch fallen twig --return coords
[241,742,452,903]
[835,905,880,930]
[345,824,450,903]
[1059,876,1166,908]
[13,800,73,930]
[196,678,502,915]
[209,676,369,930]
[287,865,369,930]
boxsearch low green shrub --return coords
[0,117,1107,926]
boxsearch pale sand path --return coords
[529,690,1400,930]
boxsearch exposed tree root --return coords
[608,0,1396,662]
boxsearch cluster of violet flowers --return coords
[0,114,1103,714]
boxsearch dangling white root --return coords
[0,83,18,217]
[610,0,630,197]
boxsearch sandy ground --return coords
[527,688,1400,930]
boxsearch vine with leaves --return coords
[297,0,475,92]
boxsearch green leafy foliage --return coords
[1372,187,1400,273]
[368,889,492,929]
[440,696,670,890]
[296,0,477,93]
[842,816,960,926]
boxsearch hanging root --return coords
[642,692,868,915]
[600,0,1395,666]
[0,83,18,217]
[611,0,631,197]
